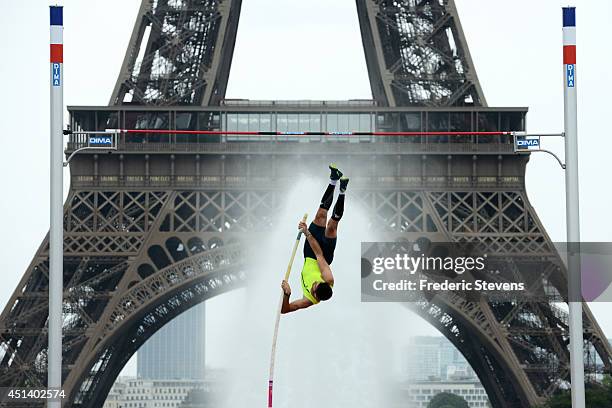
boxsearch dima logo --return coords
[52,63,61,87]
[89,136,113,146]
[517,139,540,147]
[567,64,575,88]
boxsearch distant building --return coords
[405,336,474,381]
[137,303,206,380]
[103,377,205,408]
[446,364,475,380]
[397,337,488,407]
[401,380,491,408]
[104,380,126,408]
[177,388,220,408]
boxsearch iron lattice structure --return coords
[357,0,486,106]
[1,1,611,408]
[110,0,242,106]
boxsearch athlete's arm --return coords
[280,280,313,314]
[299,221,334,285]
[316,255,334,286]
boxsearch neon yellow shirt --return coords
[301,257,334,304]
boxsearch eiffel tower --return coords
[1,1,610,407]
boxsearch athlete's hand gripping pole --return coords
[268,213,308,407]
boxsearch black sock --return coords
[320,182,336,210]
[331,193,345,221]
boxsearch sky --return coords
[2,0,612,376]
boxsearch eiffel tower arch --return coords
[1,1,611,407]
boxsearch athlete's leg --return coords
[315,164,343,227]
[325,176,348,239]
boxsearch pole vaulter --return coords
[268,163,350,406]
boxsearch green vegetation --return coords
[542,377,612,408]
[427,392,470,408]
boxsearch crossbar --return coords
[115,129,513,136]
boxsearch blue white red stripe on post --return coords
[50,6,63,64]
[562,7,576,67]
[562,7,576,87]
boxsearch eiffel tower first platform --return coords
[1,1,610,407]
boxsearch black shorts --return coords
[303,222,336,265]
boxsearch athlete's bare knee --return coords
[314,208,327,227]
[325,220,338,238]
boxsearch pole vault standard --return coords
[268,214,307,408]
[562,7,586,408]
[49,6,63,408]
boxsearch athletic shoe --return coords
[329,163,343,181]
[339,176,349,193]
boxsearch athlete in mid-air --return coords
[281,164,348,314]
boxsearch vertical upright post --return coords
[49,6,64,407]
[562,7,585,408]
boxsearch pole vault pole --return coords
[49,5,64,407]
[268,214,308,408]
[562,7,585,408]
